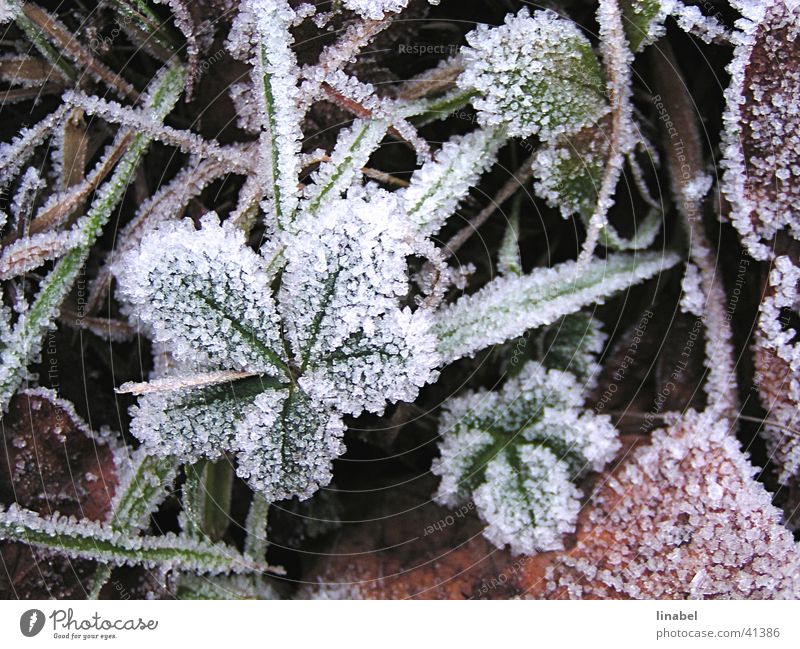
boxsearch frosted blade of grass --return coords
[0,103,70,187]
[176,573,279,600]
[0,65,183,410]
[599,207,662,251]
[228,0,302,229]
[13,8,76,82]
[434,251,680,363]
[244,493,270,560]
[0,504,266,575]
[497,199,521,277]
[109,447,178,532]
[401,127,505,237]
[107,0,179,58]
[302,118,388,214]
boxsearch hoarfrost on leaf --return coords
[432,361,620,554]
[721,0,800,259]
[457,8,609,142]
[547,410,800,599]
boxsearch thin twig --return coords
[441,155,535,261]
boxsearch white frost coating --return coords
[679,262,705,317]
[475,446,583,554]
[547,410,800,599]
[432,361,619,554]
[114,214,285,373]
[234,390,345,501]
[401,127,505,237]
[0,503,261,575]
[228,0,303,227]
[754,256,800,484]
[721,0,800,259]
[116,196,438,499]
[0,228,82,280]
[661,0,731,43]
[342,0,408,19]
[577,0,636,268]
[457,8,609,141]
[0,0,19,24]
[302,118,389,214]
[283,189,440,414]
[434,251,680,363]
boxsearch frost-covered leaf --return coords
[300,307,439,415]
[281,189,439,414]
[228,0,302,228]
[722,0,800,260]
[401,127,505,237]
[457,8,609,141]
[114,215,286,375]
[235,389,345,501]
[432,361,619,554]
[547,410,800,599]
[434,251,680,363]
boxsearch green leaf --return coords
[621,0,662,52]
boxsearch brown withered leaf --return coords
[535,411,800,599]
[0,390,119,599]
[722,0,800,259]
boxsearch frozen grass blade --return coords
[0,64,184,409]
[434,251,680,363]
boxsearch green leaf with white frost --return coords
[432,361,619,554]
[303,118,389,214]
[0,64,184,410]
[433,251,680,363]
[227,0,302,229]
[401,127,505,237]
[109,447,178,532]
[457,8,609,141]
[115,214,287,375]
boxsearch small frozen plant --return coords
[114,195,439,502]
[432,352,620,555]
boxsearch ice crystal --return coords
[432,361,620,555]
[342,0,409,19]
[753,256,800,485]
[457,8,609,142]
[547,411,800,599]
[721,0,800,260]
[401,127,505,237]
